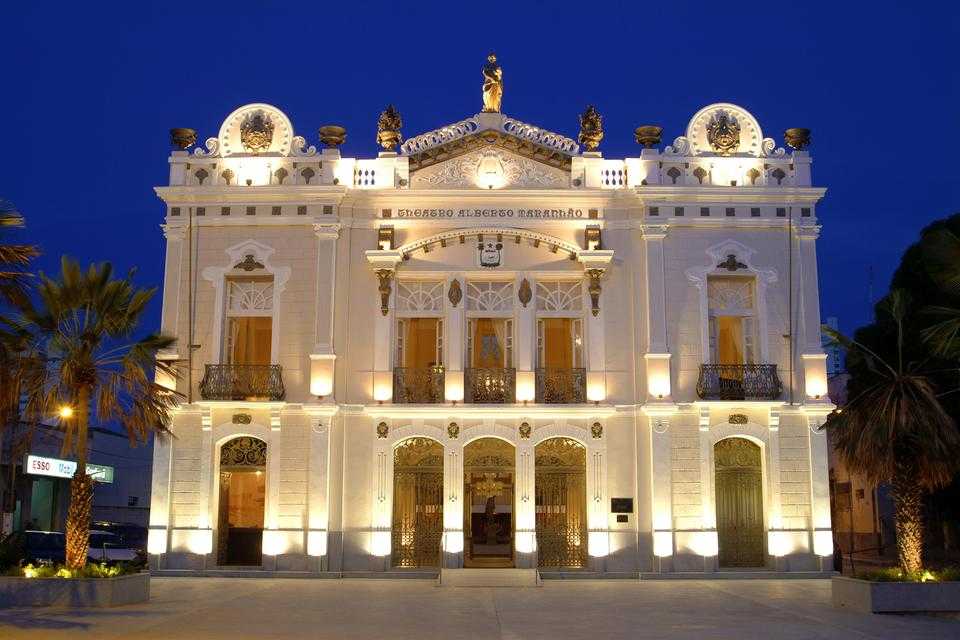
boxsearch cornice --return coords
[155,185,349,204]
[636,185,827,204]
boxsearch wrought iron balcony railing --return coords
[393,366,445,404]
[535,367,587,404]
[465,367,516,404]
[696,364,783,401]
[199,364,286,401]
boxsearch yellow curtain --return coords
[404,318,439,368]
[472,318,505,368]
[542,318,572,368]
[716,316,744,365]
[229,317,272,365]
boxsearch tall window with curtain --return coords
[224,276,275,365]
[707,276,756,365]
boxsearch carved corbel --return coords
[586,268,604,317]
[375,269,393,316]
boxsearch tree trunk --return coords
[891,467,924,576]
[64,386,92,571]
[65,473,93,569]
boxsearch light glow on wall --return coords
[690,531,719,557]
[370,531,392,557]
[147,529,167,555]
[373,384,392,403]
[515,373,535,403]
[653,531,673,558]
[813,530,833,557]
[187,529,213,555]
[648,375,671,399]
[444,531,465,554]
[445,375,464,403]
[805,375,828,400]
[262,529,289,556]
[311,376,334,398]
[586,382,606,404]
[588,531,609,558]
[475,152,506,189]
[768,530,790,557]
[515,531,536,554]
[307,530,328,557]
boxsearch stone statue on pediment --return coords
[482,53,503,113]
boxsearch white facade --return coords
[149,95,834,575]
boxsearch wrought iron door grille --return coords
[199,364,285,401]
[465,367,516,403]
[535,368,587,404]
[696,364,782,400]
[535,438,587,568]
[392,438,444,568]
[393,366,445,404]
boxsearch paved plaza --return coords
[1,577,958,639]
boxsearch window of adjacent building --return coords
[224,276,274,365]
[535,280,584,369]
[707,276,756,365]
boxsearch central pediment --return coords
[402,113,578,189]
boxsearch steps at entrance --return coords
[439,568,540,587]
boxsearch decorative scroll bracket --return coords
[365,249,403,316]
[578,249,614,318]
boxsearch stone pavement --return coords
[0,577,958,639]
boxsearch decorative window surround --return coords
[202,240,291,366]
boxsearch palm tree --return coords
[824,290,960,576]
[0,199,38,306]
[12,257,180,570]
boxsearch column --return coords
[442,430,463,568]
[311,224,340,398]
[642,226,672,402]
[578,250,614,403]
[445,274,464,403]
[807,413,834,569]
[306,410,331,570]
[515,275,535,403]
[197,408,214,567]
[365,249,403,401]
[515,440,536,568]
[648,413,673,572]
[147,421,175,560]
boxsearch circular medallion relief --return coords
[685,103,763,157]
[218,103,294,157]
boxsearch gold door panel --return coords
[715,438,765,567]
[392,438,444,568]
[535,438,587,568]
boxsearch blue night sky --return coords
[4,1,959,336]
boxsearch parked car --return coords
[87,530,139,563]
[0,530,66,566]
[91,521,147,552]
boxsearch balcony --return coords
[535,368,587,404]
[199,364,285,401]
[465,368,516,404]
[696,364,783,401]
[393,366,445,404]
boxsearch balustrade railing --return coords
[199,364,285,401]
[393,366,445,404]
[696,364,782,401]
[465,367,516,404]
[535,368,587,404]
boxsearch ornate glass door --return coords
[714,438,765,567]
[391,438,444,568]
[217,437,267,566]
[463,438,515,567]
[535,438,587,568]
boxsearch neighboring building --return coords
[0,421,153,535]
[149,58,834,575]
[823,316,844,376]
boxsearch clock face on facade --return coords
[478,239,503,268]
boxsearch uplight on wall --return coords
[311,375,333,398]
[444,531,464,554]
[373,384,392,404]
[370,530,392,557]
[307,530,328,557]
[187,529,213,555]
[653,531,673,558]
[768,530,790,557]
[813,530,833,557]
[805,375,828,400]
[515,531,536,554]
[262,529,289,556]
[586,381,606,405]
[445,373,464,404]
[147,529,168,555]
[515,372,535,404]
[648,375,671,400]
[588,531,609,558]
[690,531,718,558]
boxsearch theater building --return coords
[148,58,834,576]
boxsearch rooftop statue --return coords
[578,105,604,152]
[376,105,403,151]
[482,53,503,113]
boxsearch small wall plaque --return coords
[611,498,634,514]
[616,514,629,523]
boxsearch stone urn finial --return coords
[170,128,197,150]
[578,105,604,152]
[784,128,812,151]
[318,125,347,148]
[376,105,403,151]
[634,125,662,149]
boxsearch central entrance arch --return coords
[463,437,516,567]
[217,436,267,566]
[714,437,765,567]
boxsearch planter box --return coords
[832,576,960,613]
[0,572,149,608]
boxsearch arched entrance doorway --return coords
[217,437,267,566]
[535,438,587,568]
[714,437,765,567]
[463,438,515,567]
[391,438,444,568]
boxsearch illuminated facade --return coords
[149,74,834,575]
